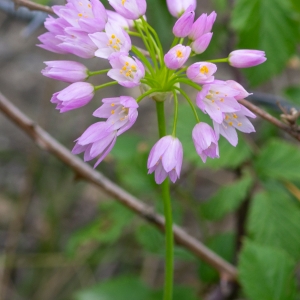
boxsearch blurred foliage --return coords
[1,0,300,299]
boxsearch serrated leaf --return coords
[231,0,299,86]
[247,184,300,260]
[200,172,253,220]
[254,139,300,181]
[198,232,236,283]
[238,240,297,300]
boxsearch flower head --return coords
[189,11,217,41]
[108,53,145,87]
[72,122,117,167]
[42,61,88,83]
[50,82,94,113]
[228,49,267,68]
[187,62,217,84]
[192,123,219,162]
[147,136,183,184]
[107,10,130,29]
[172,5,195,38]
[93,96,138,135]
[196,81,241,123]
[167,0,196,18]
[213,105,256,146]
[190,32,213,54]
[164,44,191,70]
[108,0,147,20]
[89,22,131,59]
[52,0,108,33]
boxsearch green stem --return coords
[136,88,161,103]
[206,58,229,63]
[88,69,110,76]
[172,91,179,136]
[173,86,200,122]
[131,46,155,75]
[162,178,173,300]
[126,30,142,37]
[155,101,174,300]
[94,81,118,91]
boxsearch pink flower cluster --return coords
[39,0,266,185]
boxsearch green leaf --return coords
[198,232,236,283]
[247,184,300,260]
[200,172,253,220]
[74,276,154,300]
[254,139,300,181]
[231,0,299,86]
[238,240,297,300]
[74,276,200,300]
[66,201,134,256]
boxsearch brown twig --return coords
[0,91,237,281]
[13,0,53,14]
[239,99,300,142]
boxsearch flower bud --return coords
[190,32,213,54]
[164,44,191,70]
[172,5,195,37]
[167,0,196,18]
[228,50,266,68]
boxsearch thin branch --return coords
[13,0,53,14]
[239,99,300,142]
[0,91,238,281]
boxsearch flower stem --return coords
[88,69,110,77]
[206,58,229,63]
[94,81,118,91]
[155,101,174,300]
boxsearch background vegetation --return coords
[0,0,300,299]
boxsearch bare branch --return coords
[0,91,238,281]
[239,99,300,142]
[13,0,53,14]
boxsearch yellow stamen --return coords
[176,50,183,58]
[200,65,209,74]
[238,122,242,126]
[111,110,115,114]
[78,13,83,17]
[228,122,233,126]
[122,0,126,5]
[111,34,116,39]
[233,114,238,119]
[111,103,115,107]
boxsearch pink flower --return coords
[108,0,147,20]
[186,62,217,84]
[147,136,183,184]
[225,80,251,100]
[189,11,217,41]
[89,22,131,59]
[213,106,256,146]
[50,82,94,113]
[107,53,145,87]
[192,123,219,162]
[164,44,191,70]
[93,96,138,135]
[107,10,130,29]
[37,32,69,54]
[228,50,266,68]
[57,28,97,58]
[190,32,213,54]
[172,5,195,38]
[53,0,108,33]
[42,61,88,83]
[166,0,196,18]
[196,81,241,123]
[72,122,117,167]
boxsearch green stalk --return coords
[94,81,118,91]
[88,69,110,77]
[206,58,229,63]
[136,88,161,103]
[172,91,179,136]
[155,101,174,300]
